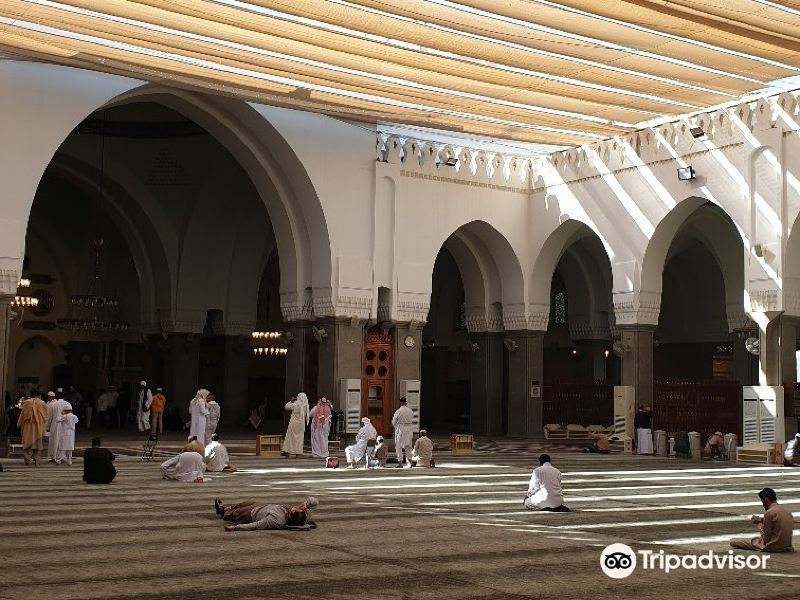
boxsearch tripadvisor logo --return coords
[600,544,770,578]
[600,543,637,579]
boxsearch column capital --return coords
[0,268,19,297]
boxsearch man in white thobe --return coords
[524,454,570,512]
[45,391,70,462]
[345,417,377,468]
[392,396,414,467]
[205,393,221,443]
[160,451,206,482]
[205,433,236,472]
[136,381,153,433]
[189,389,211,445]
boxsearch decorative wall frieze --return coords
[783,277,800,316]
[464,313,487,333]
[503,309,548,331]
[569,320,610,341]
[0,268,19,297]
[377,133,536,191]
[539,88,799,189]
[280,300,314,322]
[748,288,780,313]
[313,294,372,319]
[396,299,430,324]
[613,292,660,326]
[279,288,314,322]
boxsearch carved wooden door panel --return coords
[362,334,393,435]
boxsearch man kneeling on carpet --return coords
[524,454,570,512]
[215,496,318,531]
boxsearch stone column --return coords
[506,330,545,437]
[222,335,251,426]
[392,321,422,409]
[759,316,797,387]
[316,318,364,410]
[619,325,655,409]
[0,296,11,423]
[163,332,201,421]
[731,333,755,386]
[759,315,797,437]
[284,321,311,401]
[469,331,504,436]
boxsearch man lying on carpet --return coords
[214,496,318,531]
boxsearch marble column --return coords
[163,332,201,421]
[392,321,422,409]
[506,330,545,437]
[284,321,311,402]
[469,331,504,436]
[316,318,364,410]
[0,296,11,423]
[731,333,756,386]
[759,315,797,437]
[222,335,251,426]
[620,325,655,409]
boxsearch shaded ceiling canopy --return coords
[2,0,800,147]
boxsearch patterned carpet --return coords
[2,448,800,599]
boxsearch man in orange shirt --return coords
[150,387,166,434]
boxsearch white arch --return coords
[640,198,745,325]
[107,88,331,319]
[45,155,171,330]
[530,220,613,331]
[429,220,526,330]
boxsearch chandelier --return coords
[56,237,129,332]
[13,277,39,308]
[251,330,288,358]
[56,110,128,333]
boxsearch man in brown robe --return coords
[730,488,794,552]
[17,394,48,466]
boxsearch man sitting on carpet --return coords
[524,454,570,512]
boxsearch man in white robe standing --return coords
[524,454,570,512]
[309,397,332,458]
[282,393,309,457]
[136,381,153,433]
[392,396,414,468]
[189,389,211,445]
[345,417,377,468]
[205,391,221,443]
[45,391,70,462]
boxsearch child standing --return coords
[56,403,79,465]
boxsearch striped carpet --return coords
[2,451,799,599]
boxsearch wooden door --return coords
[362,334,393,435]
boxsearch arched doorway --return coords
[649,203,749,439]
[422,247,471,434]
[15,98,296,430]
[539,230,616,428]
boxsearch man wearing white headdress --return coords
[189,389,211,445]
[282,393,309,457]
[309,397,332,458]
[45,391,70,462]
[345,417,377,469]
[136,381,153,433]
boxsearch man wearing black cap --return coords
[83,438,116,484]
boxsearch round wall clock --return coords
[403,335,415,348]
